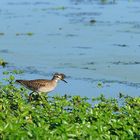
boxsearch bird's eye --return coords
[55,75,59,78]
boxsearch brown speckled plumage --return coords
[16,73,67,93]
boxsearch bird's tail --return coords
[16,80,23,84]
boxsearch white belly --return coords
[37,84,57,93]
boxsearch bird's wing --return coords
[16,80,47,91]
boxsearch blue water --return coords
[0,0,140,98]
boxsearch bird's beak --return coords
[62,79,67,83]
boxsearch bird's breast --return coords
[37,82,57,93]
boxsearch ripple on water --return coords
[111,61,140,65]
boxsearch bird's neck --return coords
[52,78,59,83]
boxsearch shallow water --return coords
[0,0,140,98]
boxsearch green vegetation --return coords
[26,32,34,36]
[16,32,34,36]
[0,59,8,67]
[51,6,66,10]
[0,71,140,140]
[100,0,116,4]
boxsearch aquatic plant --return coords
[16,32,34,36]
[51,6,66,10]
[0,71,140,139]
[0,33,4,36]
[0,59,8,67]
[27,32,34,36]
[89,19,96,24]
[100,0,116,4]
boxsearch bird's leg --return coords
[29,91,34,101]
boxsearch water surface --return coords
[0,0,140,97]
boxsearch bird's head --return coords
[53,73,67,83]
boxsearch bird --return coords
[16,73,67,100]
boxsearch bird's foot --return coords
[28,95,33,101]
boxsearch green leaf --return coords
[9,75,15,81]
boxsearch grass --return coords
[0,70,140,140]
